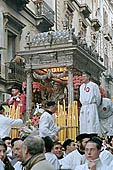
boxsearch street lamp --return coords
[32,0,43,4]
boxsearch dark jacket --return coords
[4,156,14,170]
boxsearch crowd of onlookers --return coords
[0,134,113,170]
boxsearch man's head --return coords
[53,82,59,91]
[0,139,7,162]
[2,137,11,148]
[52,142,63,159]
[22,135,45,161]
[85,137,102,161]
[63,139,76,154]
[12,138,24,162]
[11,85,20,96]
[82,71,91,84]
[47,101,57,113]
[76,134,90,152]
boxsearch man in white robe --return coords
[39,101,64,141]
[74,137,109,170]
[98,98,113,136]
[43,136,60,170]
[80,72,101,134]
[0,104,23,138]
[61,134,90,169]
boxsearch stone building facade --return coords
[51,0,113,98]
[0,0,54,102]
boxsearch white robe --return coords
[0,114,23,138]
[45,152,60,170]
[109,160,113,170]
[39,111,60,139]
[98,98,113,136]
[80,81,101,134]
[14,161,23,170]
[100,150,113,166]
[61,149,86,169]
[74,158,109,170]
[0,160,4,170]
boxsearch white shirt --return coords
[39,111,60,139]
[0,160,4,170]
[109,160,113,170]
[100,150,113,166]
[14,161,23,170]
[0,114,23,138]
[74,158,109,170]
[61,149,86,169]
[45,152,60,170]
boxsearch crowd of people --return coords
[0,71,113,169]
[0,132,113,170]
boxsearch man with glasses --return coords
[74,137,109,170]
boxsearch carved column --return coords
[0,9,3,48]
[26,69,33,120]
[68,67,74,105]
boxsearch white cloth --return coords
[45,152,60,170]
[109,160,113,170]
[74,158,109,170]
[39,111,60,139]
[98,98,113,135]
[80,81,101,134]
[0,160,4,170]
[14,161,23,170]
[100,150,113,166]
[61,149,86,169]
[6,147,13,158]
[0,114,23,138]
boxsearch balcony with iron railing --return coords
[103,25,113,41]
[5,62,26,83]
[36,1,54,32]
[80,3,91,18]
[91,8,102,31]
[105,67,113,81]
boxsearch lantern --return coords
[32,0,43,4]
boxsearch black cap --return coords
[82,71,91,77]
[91,137,102,148]
[47,101,56,107]
[11,138,21,147]
[11,85,20,90]
[63,139,74,150]
[76,133,90,141]
[2,136,11,141]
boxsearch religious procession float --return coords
[4,26,106,141]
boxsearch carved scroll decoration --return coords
[33,70,66,80]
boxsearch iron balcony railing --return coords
[5,62,26,82]
[37,1,54,24]
[103,25,113,40]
